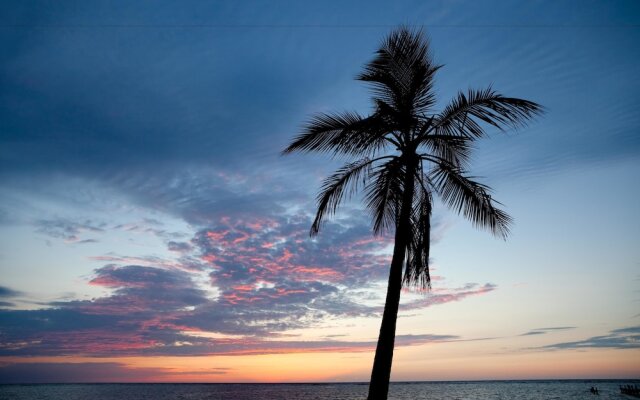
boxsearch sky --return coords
[0,0,639,383]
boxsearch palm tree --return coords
[283,28,542,400]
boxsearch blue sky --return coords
[0,0,639,383]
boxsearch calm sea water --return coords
[1,380,638,400]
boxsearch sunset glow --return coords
[1,0,639,385]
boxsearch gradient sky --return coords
[1,0,639,383]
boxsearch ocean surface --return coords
[1,380,639,400]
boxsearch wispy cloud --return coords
[540,326,640,350]
[402,283,498,310]
[0,286,22,298]
[520,326,576,336]
[34,218,106,243]
[0,286,22,308]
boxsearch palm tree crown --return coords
[283,27,542,400]
[284,28,542,289]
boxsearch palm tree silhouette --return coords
[283,28,542,400]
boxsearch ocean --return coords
[1,380,638,399]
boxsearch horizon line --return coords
[3,378,639,385]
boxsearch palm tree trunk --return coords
[367,161,415,400]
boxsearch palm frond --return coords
[435,87,543,139]
[311,157,374,235]
[429,162,512,239]
[419,133,474,169]
[403,183,432,290]
[364,158,403,235]
[357,27,441,116]
[283,112,390,156]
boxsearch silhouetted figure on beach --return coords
[620,384,640,396]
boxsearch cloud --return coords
[0,118,496,357]
[0,332,464,383]
[168,241,193,253]
[106,168,303,227]
[0,286,22,298]
[0,287,21,308]
[520,326,576,336]
[0,211,496,357]
[34,218,105,243]
[0,1,327,185]
[1,0,637,194]
[540,326,640,350]
[81,264,210,314]
[402,283,498,310]
[112,220,187,241]
[0,362,230,383]
[32,217,185,246]
[611,326,640,335]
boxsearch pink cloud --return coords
[402,283,497,310]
